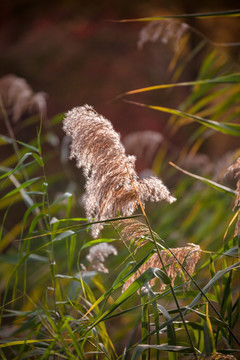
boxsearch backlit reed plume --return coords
[0,74,46,123]
[116,218,155,248]
[84,243,117,273]
[181,154,212,175]
[63,105,176,237]
[213,150,240,182]
[122,243,201,292]
[123,130,164,166]
[137,20,189,52]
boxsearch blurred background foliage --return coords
[0,1,240,359]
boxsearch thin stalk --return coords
[0,96,21,161]
[159,239,240,346]
[41,160,57,317]
[124,163,197,358]
[0,97,44,230]
[112,223,137,265]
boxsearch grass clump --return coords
[0,10,240,360]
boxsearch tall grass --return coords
[0,9,240,360]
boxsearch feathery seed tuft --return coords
[63,105,176,237]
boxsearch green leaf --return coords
[147,287,160,358]
[112,261,135,288]
[0,339,53,349]
[31,153,44,167]
[63,321,85,360]
[80,252,154,321]
[141,291,149,360]
[68,233,77,275]
[53,230,75,242]
[0,177,41,201]
[189,262,240,309]
[132,344,192,360]
[88,266,162,331]
[0,152,40,180]
[121,73,240,97]
[169,162,236,196]
[120,9,240,22]
[158,304,177,346]
[16,140,39,153]
[203,303,216,355]
[0,134,13,145]
[51,192,73,206]
[37,123,42,155]
[0,253,47,265]
[81,238,117,250]
[49,113,65,126]
[153,268,171,285]
[124,100,240,136]
[28,213,47,234]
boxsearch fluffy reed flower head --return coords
[85,243,117,273]
[137,20,189,52]
[63,105,176,237]
[122,243,201,292]
[182,154,212,175]
[116,218,156,249]
[213,151,240,183]
[0,74,47,123]
[226,157,240,193]
[123,130,164,166]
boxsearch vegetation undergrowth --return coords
[0,9,240,360]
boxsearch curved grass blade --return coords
[16,140,39,153]
[81,238,117,250]
[141,290,149,360]
[124,99,240,136]
[169,162,236,196]
[147,286,160,360]
[119,73,240,97]
[81,251,155,320]
[0,221,23,253]
[132,344,192,360]
[119,9,240,22]
[87,266,170,332]
[0,339,53,349]
[50,192,73,207]
[158,304,177,347]
[0,152,42,181]
[203,303,216,355]
[188,262,240,309]
[0,177,41,201]
[21,214,142,243]
[157,239,240,345]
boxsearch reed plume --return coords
[63,105,176,237]
[122,243,201,292]
[123,130,164,166]
[138,20,189,52]
[0,74,46,123]
[84,243,118,273]
[226,157,240,207]
[115,218,157,248]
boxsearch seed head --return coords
[0,74,47,122]
[85,243,118,273]
[63,105,176,237]
[123,130,164,166]
[138,20,189,52]
[122,243,201,292]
